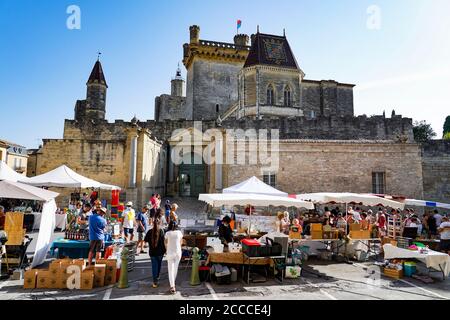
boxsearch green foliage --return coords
[443,116,450,138]
[444,132,450,140]
[413,120,436,142]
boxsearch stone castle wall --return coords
[155,95,187,122]
[224,140,424,199]
[422,140,450,203]
[144,115,414,143]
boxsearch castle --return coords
[28,25,450,209]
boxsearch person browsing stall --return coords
[88,207,107,266]
[438,217,450,254]
[219,216,234,245]
[136,205,149,254]
[123,201,136,242]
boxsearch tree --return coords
[413,120,436,142]
[444,132,450,141]
[443,116,450,138]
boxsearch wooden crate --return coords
[349,223,361,232]
[383,268,403,279]
[5,230,26,245]
[5,212,24,232]
[311,231,323,240]
[94,264,106,287]
[81,270,94,290]
[23,269,38,289]
[36,270,50,289]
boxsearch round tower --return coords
[234,34,249,47]
[190,25,200,44]
[171,64,185,97]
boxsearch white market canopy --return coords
[405,199,450,210]
[223,176,288,197]
[22,165,121,190]
[0,161,31,182]
[297,192,405,210]
[0,180,59,201]
[199,193,314,209]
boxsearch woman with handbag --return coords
[145,217,166,288]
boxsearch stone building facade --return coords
[422,140,450,203]
[29,25,450,208]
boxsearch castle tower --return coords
[171,64,185,97]
[75,59,108,122]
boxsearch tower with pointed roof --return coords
[171,64,185,97]
[74,59,108,122]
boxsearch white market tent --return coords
[21,165,121,190]
[405,199,450,210]
[297,192,405,210]
[0,180,58,267]
[0,161,31,183]
[223,176,288,197]
[200,176,314,234]
[199,193,314,209]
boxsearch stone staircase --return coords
[162,197,210,220]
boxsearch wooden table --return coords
[207,252,270,265]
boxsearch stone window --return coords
[372,172,386,194]
[284,86,292,107]
[263,172,277,188]
[266,85,274,105]
[216,104,220,114]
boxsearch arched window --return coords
[284,86,292,107]
[266,85,274,105]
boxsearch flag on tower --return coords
[237,19,242,31]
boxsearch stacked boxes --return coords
[93,264,106,287]
[23,258,118,290]
[23,269,38,289]
[97,259,117,285]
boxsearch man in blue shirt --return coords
[88,207,107,266]
[136,205,149,254]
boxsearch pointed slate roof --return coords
[87,60,108,87]
[244,32,299,70]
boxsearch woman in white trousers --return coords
[164,221,183,294]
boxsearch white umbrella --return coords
[405,199,450,210]
[297,192,405,209]
[0,161,31,182]
[22,165,121,190]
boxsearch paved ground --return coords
[0,231,449,300]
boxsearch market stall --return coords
[0,160,31,183]
[383,244,450,279]
[0,180,59,268]
[294,192,405,260]
[404,198,450,210]
[199,177,314,284]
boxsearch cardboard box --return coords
[57,272,69,289]
[72,259,86,271]
[383,268,403,279]
[311,231,323,240]
[81,270,94,290]
[48,276,59,289]
[310,223,323,232]
[98,260,118,285]
[23,269,38,289]
[94,264,106,287]
[49,262,61,277]
[36,270,50,289]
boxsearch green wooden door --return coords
[179,164,206,197]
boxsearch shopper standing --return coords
[123,201,136,242]
[136,206,149,254]
[145,217,166,288]
[165,221,183,294]
[88,207,107,266]
[169,203,179,225]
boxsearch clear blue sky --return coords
[1,0,449,148]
